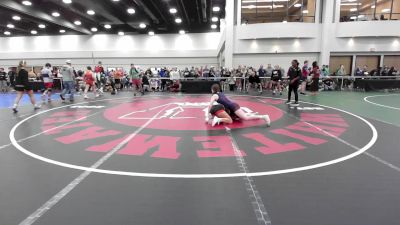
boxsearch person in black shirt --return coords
[286,60,301,106]
[142,73,150,93]
[269,65,283,95]
[12,60,41,113]
[0,68,7,92]
[8,67,16,89]
[388,67,396,76]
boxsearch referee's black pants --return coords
[288,83,299,102]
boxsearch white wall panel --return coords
[233,53,319,69]
[236,23,321,40]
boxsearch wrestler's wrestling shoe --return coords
[263,115,271,127]
[212,117,222,127]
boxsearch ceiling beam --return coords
[0,24,29,34]
[0,0,91,34]
[178,0,191,25]
[195,0,202,23]
[201,0,208,22]
[130,0,160,24]
[147,0,169,25]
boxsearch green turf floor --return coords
[292,91,400,127]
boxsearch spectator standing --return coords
[83,66,99,99]
[310,61,321,95]
[300,60,310,95]
[0,68,7,92]
[265,64,273,77]
[129,64,142,96]
[8,67,16,89]
[60,60,76,103]
[40,63,53,102]
[12,60,41,113]
[142,72,150,92]
[94,61,105,93]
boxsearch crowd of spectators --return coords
[0,60,399,96]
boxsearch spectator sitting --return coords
[355,66,363,76]
[183,67,190,77]
[28,70,37,80]
[202,66,210,77]
[362,65,369,76]
[321,65,330,77]
[388,67,397,76]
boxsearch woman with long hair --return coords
[207,84,270,127]
[12,60,41,113]
[310,61,321,95]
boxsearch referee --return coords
[286,60,301,106]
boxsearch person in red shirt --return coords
[83,66,99,99]
[310,61,321,95]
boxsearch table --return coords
[180,80,220,93]
[354,79,400,91]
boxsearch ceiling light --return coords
[350,8,357,11]
[148,31,155,36]
[4,31,11,35]
[87,10,95,15]
[60,29,66,33]
[12,16,21,21]
[179,30,185,35]
[169,8,177,14]
[212,17,219,22]
[74,20,81,25]
[91,27,98,32]
[31,30,37,34]
[175,18,182,23]
[63,0,72,4]
[7,24,15,29]
[139,23,146,28]
[104,24,112,29]
[127,8,135,14]
[118,31,125,36]
[38,24,46,29]
[52,12,60,17]
[22,1,32,6]
[211,24,217,29]
[213,6,220,12]
[112,0,120,1]
[381,8,390,13]
[294,3,302,7]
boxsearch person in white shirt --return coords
[41,63,53,102]
[170,67,181,81]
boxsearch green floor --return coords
[291,91,400,127]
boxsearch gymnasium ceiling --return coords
[0,0,226,37]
